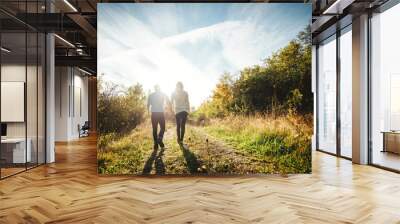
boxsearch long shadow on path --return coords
[142,147,166,175]
[155,148,165,175]
[142,148,158,175]
[179,144,200,174]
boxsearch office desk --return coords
[381,131,400,154]
[1,138,31,164]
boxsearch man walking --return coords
[147,85,168,149]
[171,82,190,145]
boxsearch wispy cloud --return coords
[98,3,311,107]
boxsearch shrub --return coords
[97,76,146,135]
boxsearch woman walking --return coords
[171,82,190,145]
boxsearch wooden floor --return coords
[1,136,400,224]
[372,150,400,171]
[1,167,26,178]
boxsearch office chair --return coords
[79,121,90,138]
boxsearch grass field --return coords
[97,114,312,175]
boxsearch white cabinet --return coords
[1,138,32,163]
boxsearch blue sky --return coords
[98,3,311,107]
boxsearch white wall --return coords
[1,65,26,139]
[1,63,47,164]
[55,67,70,141]
[55,67,89,141]
[1,65,35,137]
[72,73,89,138]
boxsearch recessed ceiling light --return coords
[78,67,93,76]
[54,34,75,48]
[322,0,354,15]
[63,0,78,12]
[1,47,11,53]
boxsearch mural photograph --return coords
[97,3,312,175]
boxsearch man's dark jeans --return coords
[175,111,188,142]
[151,112,165,145]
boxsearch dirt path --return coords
[141,123,265,175]
[99,120,274,175]
[100,116,311,175]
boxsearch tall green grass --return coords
[98,114,312,174]
[203,114,312,173]
[98,122,152,174]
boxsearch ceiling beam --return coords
[67,13,97,38]
[55,55,96,72]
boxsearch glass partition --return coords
[339,26,352,158]
[1,31,28,177]
[370,3,400,171]
[317,35,337,154]
[0,1,46,179]
[38,32,45,165]
[27,31,38,169]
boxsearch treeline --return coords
[97,78,146,134]
[195,26,312,118]
[98,26,312,134]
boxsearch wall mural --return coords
[97,3,312,175]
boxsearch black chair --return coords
[79,121,90,138]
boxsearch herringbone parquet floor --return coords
[1,136,400,223]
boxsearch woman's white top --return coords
[171,90,190,114]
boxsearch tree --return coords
[195,26,312,118]
[211,72,234,117]
[98,75,146,134]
